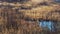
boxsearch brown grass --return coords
[19,4,60,21]
[0,0,60,34]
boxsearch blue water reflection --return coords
[54,0,60,3]
[39,21,55,32]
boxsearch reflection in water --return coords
[39,20,56,32]
[54,0,60,3]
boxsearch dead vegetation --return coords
[0,7,42,34]
[0,0,60,34]
[19,4,60,21]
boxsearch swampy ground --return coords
[0,0,60,34]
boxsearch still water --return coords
[39,20,56,32]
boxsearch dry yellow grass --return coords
[19,4,60,21]
[0,7,42,34]
[0,0,60,34]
